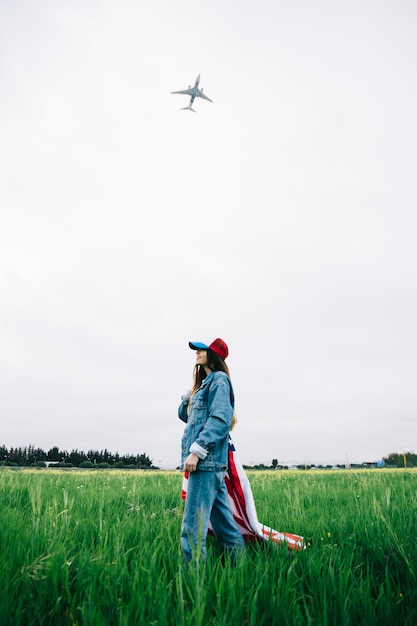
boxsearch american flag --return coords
[182,437,305,551]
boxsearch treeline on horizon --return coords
[0,445,155,469]
[1,445,416,470]
[243,451,417,470]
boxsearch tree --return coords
[47,447,61,460]
[0,445,8,464]
[0,444,155,467]
[136,453,152,468]
[79,461,94,469]
[383,451,417,468]
[67,449,88,466]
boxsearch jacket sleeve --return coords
[178,391,191,423]
[194,374,233,453]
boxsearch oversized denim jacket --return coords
[178,371,234,471]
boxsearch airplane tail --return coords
[181,105,196,113]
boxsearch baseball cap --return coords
[189,338,229,360]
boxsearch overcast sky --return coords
[1,0,416,468]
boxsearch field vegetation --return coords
[0,468,416,625]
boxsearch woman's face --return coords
[195,349,208,367]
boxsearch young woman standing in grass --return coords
[178,338,245,563]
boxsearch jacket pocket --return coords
[189,399,207,422]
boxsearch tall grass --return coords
[0,468,415,625]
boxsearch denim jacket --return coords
[178,371,235,471]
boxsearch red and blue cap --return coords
[189,338,229,361]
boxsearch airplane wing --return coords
[198,92,213,102]
[171,89,192,95]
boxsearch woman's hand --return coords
[184,453,199,473]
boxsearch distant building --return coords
[362,460,385,468]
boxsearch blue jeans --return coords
[180,470,245,562]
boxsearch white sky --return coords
[1,0,416,468]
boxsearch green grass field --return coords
[0,468,416,626]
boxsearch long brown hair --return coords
[189,349,237,430]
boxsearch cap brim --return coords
[189,341,209,350]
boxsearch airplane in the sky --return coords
[171,74,213,112]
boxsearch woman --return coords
[178,338,245,563]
